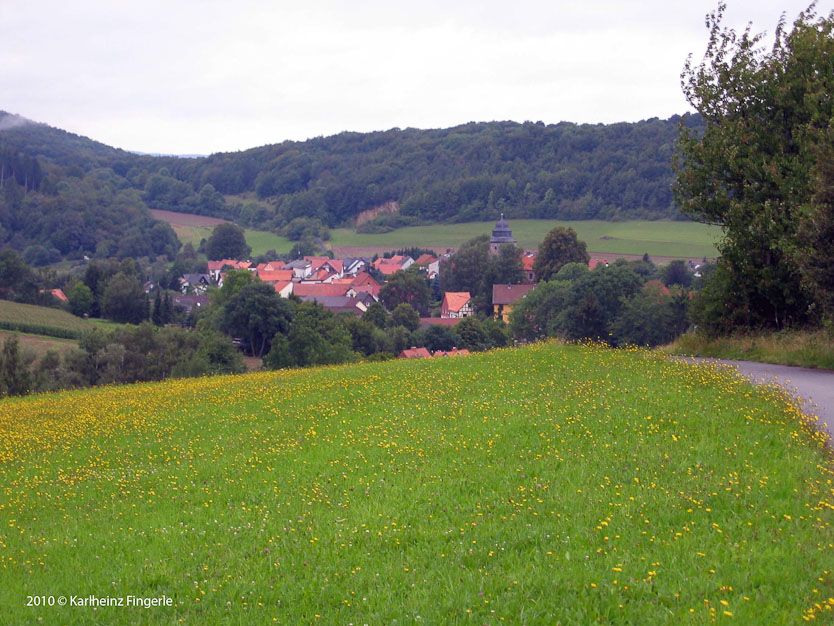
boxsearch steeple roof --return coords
[490,213,517,244]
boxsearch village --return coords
[174,217,558,359]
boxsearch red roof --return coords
[377,264,404,276]
[419,317,462,327]
[589,258,609,270]
[292,283,352,298]
[433,348,470,357]
[521,254,536,271]
[257,269,294,282]
[50,288,69,303]
[644,280,672,297]
[256,262,282,272]
[399,347,432,359]
[208,259,252,271]
[272,281,293,295]
[414,254,437,266]
[492,283,535,305]
[442,292,471,313]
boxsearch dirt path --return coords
[689,358,834,443]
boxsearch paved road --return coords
[688,358,834,443]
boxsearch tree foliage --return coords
[675,3,834,329]
[204,223,251,261]
[220,282,293,357]
[533,226,590,282]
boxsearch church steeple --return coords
[489,213,516,255]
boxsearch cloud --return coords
[0,0,825,154]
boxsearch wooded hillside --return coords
[0,111,700,262]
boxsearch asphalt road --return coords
[688,358,834,443]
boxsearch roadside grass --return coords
[664,329,834,370]
[1,342,831,624]
[329,219,721,258]
[0,300,91,339]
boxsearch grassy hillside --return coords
[330,219,721,258]
[0,300,91,338]
[1,343,831,624]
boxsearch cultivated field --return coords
[0,300,91,338]
[1,342,831,624]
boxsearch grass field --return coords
[152,209,721,259]
[0,331,78,360]
[0,300,91,338]
[1,342,831,624]
[329,220,722,259]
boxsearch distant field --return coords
[152,210,721,259]
[0,300,91,338]
[0,330,78,359]
[331,220,721,259]
[150,209,292,255]
[0,342,831,624]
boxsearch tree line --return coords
[1,110,701,266]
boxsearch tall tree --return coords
[101,272,147,324]
[379,269,431,315]
[220,282,294,357]
[205,223,251,261]
[675,3,834,329]
[533,226,590,282]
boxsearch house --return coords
[272,281,294,298]
[207,259,252,281]
[433,348,471,357]
[348,272,381,297]
[283,259,313,279]
[441,292,473,318]
[414,254,437,267]
[179,273,211,294]
[492,283,536,323]
[304,256,344,278]
[589,258,609,270]
[398,347,432,359]
[419,317,462,328]
[521,250,537,283]
[172,294,209,313]
[256,268,294,283]
[373,254,414,276]
[296,295,368,315]
[353,291,378,308]
[341,257,368,276]
[292,283,357,299]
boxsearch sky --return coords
[1,0,828,155]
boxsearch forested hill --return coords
[150,116,703,227]
[0,111,702,262]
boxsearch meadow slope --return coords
[0,343,832,624]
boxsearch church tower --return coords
[489,214,516,256]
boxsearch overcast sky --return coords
[1,1,827,155]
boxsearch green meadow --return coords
[329,220,721,258]
[1,342,831,624]
[154,209,721,259]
